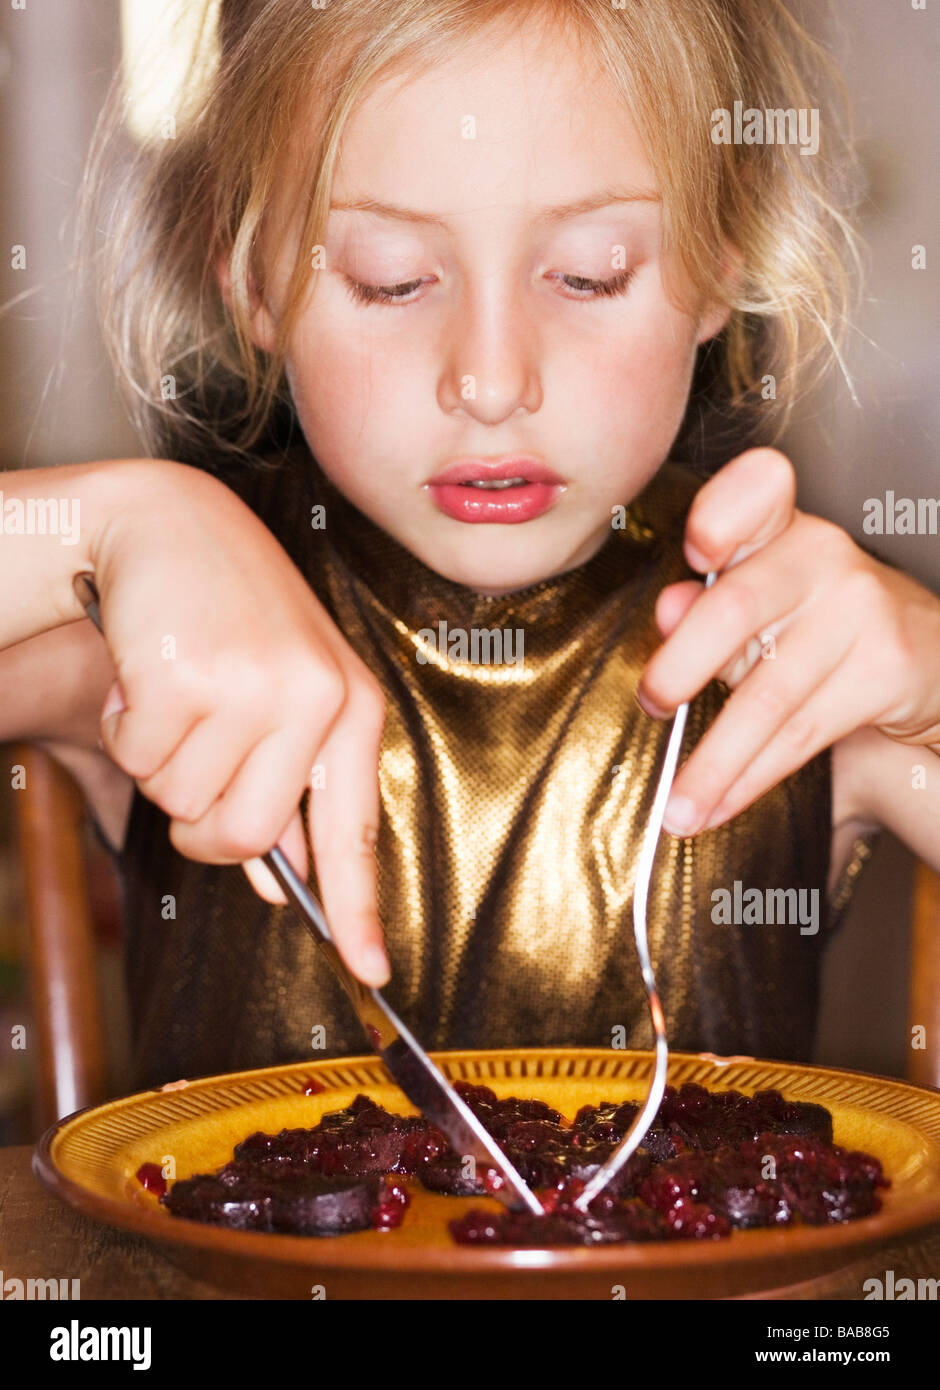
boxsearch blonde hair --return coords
[78,0,861,465]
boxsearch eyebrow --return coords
[328,189,660,228]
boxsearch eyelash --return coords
[556,270,636,300]
[343,269,636,306]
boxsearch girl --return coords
[5,0,939,1089]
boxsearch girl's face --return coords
[252,23,729,595]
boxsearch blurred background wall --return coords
[0,0,139,468]
[785,0,938,1079]
[0,1,936,1136]
[0,0,136,1138]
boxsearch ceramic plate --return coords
[33,1048,940,1299]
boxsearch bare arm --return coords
[0,458,181,846]
[830,726,940,887]
[1,460,149,643]
[0,618,133,848]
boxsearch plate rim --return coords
[32,1047,940,1280]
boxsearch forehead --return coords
[324,21,657,223]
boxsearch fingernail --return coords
[663,795,700,836]
[684,542,711,572]
[243,857,287,903]
[361,943,391,986]
[101,681,126,722]
[635,686,671,719]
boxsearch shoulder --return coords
[211,439,312,513]
[206,439,327,573]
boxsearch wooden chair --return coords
[13,746,110,1132]
[910,860,940,1089]
[10,746,940,1131]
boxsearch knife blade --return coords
[262,844,543,1213]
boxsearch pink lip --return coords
[425,456,565,525]
[427,456,564,487]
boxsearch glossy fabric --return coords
[118,445,875,1088]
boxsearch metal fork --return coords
[573,569,717,1211]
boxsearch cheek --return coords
[560,306,699,444]
[287,316,420,456]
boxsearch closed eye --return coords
[342,267,637,307]
[344,277,428,305]
[552,269,636,300]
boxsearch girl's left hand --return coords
[636,448,940,837]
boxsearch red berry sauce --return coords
[136,1162,167,1197]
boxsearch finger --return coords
[653,581,703,638]
[714,620,786,690]
[242,810,308,904]
[683,447,797,574]
[653,582,770,693]
[308,683,388,989]
[169,725,318,865]
[639,521,816,716]
[100,677,203,780]
[637,583,708,717]
[671,653,869,837]
[662,608,857,835]
[138,709,266,823]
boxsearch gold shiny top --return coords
[119,444,876,1088]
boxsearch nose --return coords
[437,277,543,424]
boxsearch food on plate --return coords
[153,1081,889,1245]
[164,1169,408,1234]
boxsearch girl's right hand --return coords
[93,459,390,987]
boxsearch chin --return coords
[420,549,568,596]
[418,523,610,596]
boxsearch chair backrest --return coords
[909,860,940,1089]
[14,745,108,1132]
[12,745,940,1127]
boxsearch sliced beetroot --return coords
[418,1154,488,1196]
[713,1178,792,1229]
[497,1119,568,1153]
[233,1127,322,1169]
[270,1174,384,1234]
[770,1099,833,1144]
[453,1081,562,1132]
[233,1095,431,1177]
[162,1170,383,1235]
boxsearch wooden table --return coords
[2,1144,938,1300]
